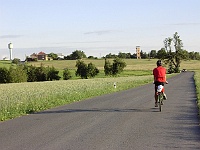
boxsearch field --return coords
[0,59,200,121]
[25,59,200,71]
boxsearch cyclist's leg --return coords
[154,84,158,107]
[161,83,167,100]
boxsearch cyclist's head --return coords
[157,60,162,66]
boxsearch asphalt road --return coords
[0,71,200,150]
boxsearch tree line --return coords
[23,45,199,62]
[0,58,126,83]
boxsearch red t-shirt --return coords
[153,66,166,82]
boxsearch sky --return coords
[0,0,200,60]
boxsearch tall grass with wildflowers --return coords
[0,75,154,121]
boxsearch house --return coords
[57,53,64,60]
[29,51,49,61]
[30,53,37,59]
[37,51,48,60]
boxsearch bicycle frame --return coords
[157,92,163,112]
[157,85,164,112]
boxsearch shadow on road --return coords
[36,107,160,114]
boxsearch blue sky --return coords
[1,0,200,60]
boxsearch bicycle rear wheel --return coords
[158,94,162,112]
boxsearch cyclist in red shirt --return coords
[153,60,168,107]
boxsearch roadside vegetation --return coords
[0,75,155,121]
[0,59,199,121]
[194,70,200,114]
[0,32,200,121]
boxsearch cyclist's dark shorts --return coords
[154,81,164,86]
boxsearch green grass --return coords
[0,59,200,121]
[0,75,155,121]
[26,59,157,71]
[194,70,200,113]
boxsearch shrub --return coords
[0,67,10,83]
[9,65,27,83]
[75,60,99,79]
[75,60,88,79]
[104,58,126,76]
[87,62,99,78]
[63,68,72,80]
[26,65,37,82]
[104,59,113,76]
[47,66,61,81]
[35,65,47,81]
[12,58,21,65]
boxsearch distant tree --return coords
[194,52,200,60]
[12,58,21,64]
[150,50,157,58]
[118,52,126,59]
[140,50,148,59]
[88,56,94,59]
[105,53,117,58]
[66,50,86,60]
[88,56,98,59]
[157,48,167,59]
[189,51,200,60]
[131,53,137,59]
[48,53,58,60]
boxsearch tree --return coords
[104,59,113,76]
[112,58,127,75]
[75,60,99,79]
[0,67,10,83]
[35,64,47,81]
[118,52,126,59]
[48,53,58,60]
[140,50,148,59]
[157,48,167,59]
[9,65,27,83]
[105,53,117,58]
[104,58,126,76]
[150,50,157,58]
[164,32,186,73]
[75,60,88,78]
[46,66,61,81]
[189,51,200,60]
[12,58,21,64]
[70,50,87,60]
[87,63,99,78]
[26,65,37,82]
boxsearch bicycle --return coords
[157,85,164,112]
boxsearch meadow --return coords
[0,59,199,121]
